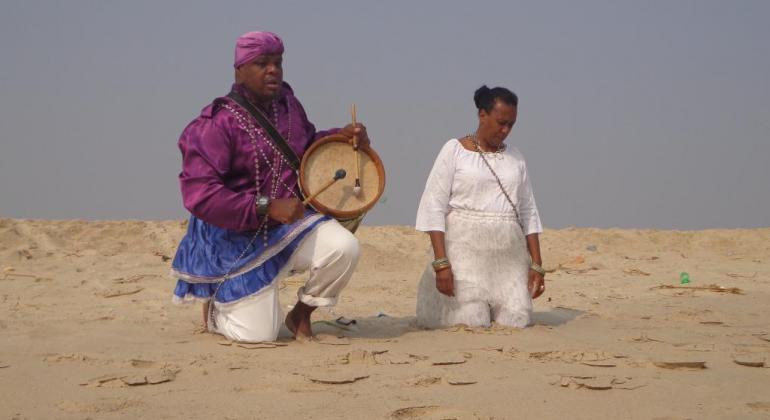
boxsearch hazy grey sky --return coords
[1,1,768,229]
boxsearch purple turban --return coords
[234,31,284,68]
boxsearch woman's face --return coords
[478,100,517,147]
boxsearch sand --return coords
[1,217,769,419]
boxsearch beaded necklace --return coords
[223,101,299,199]
[467,132,506,158]
[206,99,299,328]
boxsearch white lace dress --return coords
[415,139,543,328]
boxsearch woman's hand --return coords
[528,270,545,299]
[435,267,455,297]
[339,123,370,149]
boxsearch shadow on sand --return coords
[306,315,419,340]
[289,306,585,340]
[531,307,584,327]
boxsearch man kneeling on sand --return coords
[169,31,370,342]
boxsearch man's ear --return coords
[234,68,242,83]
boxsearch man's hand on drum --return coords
[340,123,370,149]
[267,198,305,224]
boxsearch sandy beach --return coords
[1,217,769,419]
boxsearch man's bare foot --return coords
[284,312,306,341]
[285,301,316,340]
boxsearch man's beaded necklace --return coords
[223,100,300,243]
[206,98,302,327]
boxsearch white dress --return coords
[415,139,543,328]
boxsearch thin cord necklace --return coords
[469,132,523,229]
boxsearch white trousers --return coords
[210,220,359,342]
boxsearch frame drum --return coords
[299,134,385,219]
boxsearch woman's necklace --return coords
[469,133,506,154]
[468,133,506,163]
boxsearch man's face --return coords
[236,53,283,102]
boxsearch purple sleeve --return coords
[178,117,261,232]
[314,127,340,141]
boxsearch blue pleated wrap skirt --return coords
[171,211,329,304]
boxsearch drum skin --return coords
[300,134,385,218]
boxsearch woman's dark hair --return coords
[473,85,518,112]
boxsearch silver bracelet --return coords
[529,262,546,276]
[431,257,450,269]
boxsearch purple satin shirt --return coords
[178,83,338,231]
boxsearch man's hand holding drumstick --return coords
[339,115,370,149]
[267,199,306,224]
[268,169,347,225]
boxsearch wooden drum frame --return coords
[299,134,386,219]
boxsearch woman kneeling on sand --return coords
[415,85,546,328]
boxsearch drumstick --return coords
[351,104,362,196]
[302,169,347,205]
[351,103,358,150]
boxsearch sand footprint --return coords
[56,397,139,414]
[390,405,484,419]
